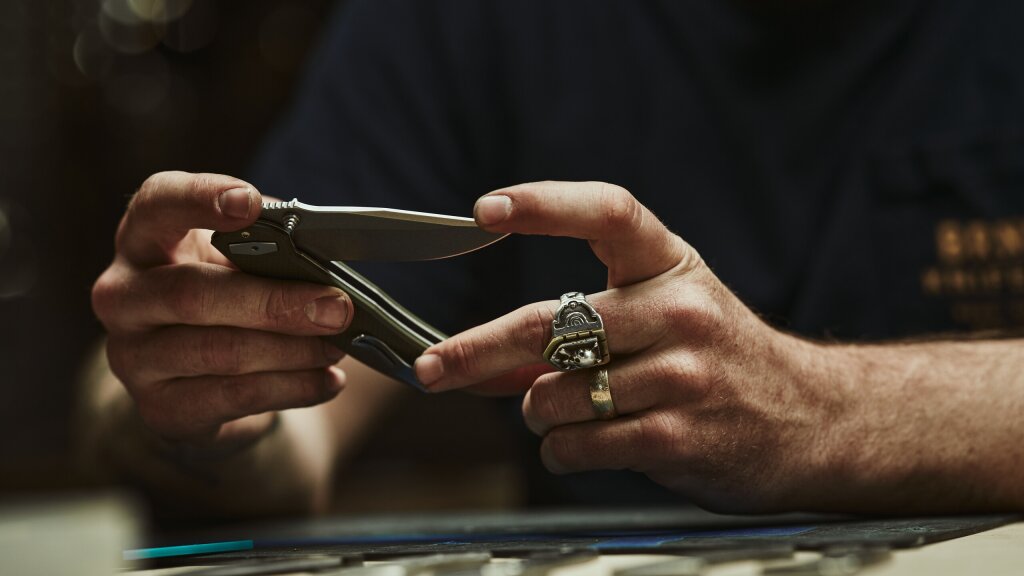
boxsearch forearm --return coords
[814,337,1024,513]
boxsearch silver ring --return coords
[543,292,610,371]
[590,368,617,420]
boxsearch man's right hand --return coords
[91,171,353,449]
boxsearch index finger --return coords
[117,171,262,267]
[415,282,671,392]
[474,181,697,287]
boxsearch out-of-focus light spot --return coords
[73,25,116,81]
[103,52,170,116]
[259,4,316,72]
[162,0,218,53]
[100,0,165,54]
[0,201,36,300]
[128,0,194,24]
[102,0,145,26]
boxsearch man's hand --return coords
[412,181,846,512]
[414,181,1024,514]
[92,171,353,450]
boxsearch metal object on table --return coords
[615,545,796,576]
[485,548,599,576]
[761,545,892,575]
[319,552,493,576]
[211,199,506,391]
[438,548,599,576]
[181,555,346,576]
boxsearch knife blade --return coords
[257,199,506,262]
[210,199,506,391]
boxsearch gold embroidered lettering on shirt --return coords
[926,217,1024,328]
[993,221,1024,259]
[935,217,1024,265]
[936,220,964,264]
[964,221,992,261]
[920,264,1024,297]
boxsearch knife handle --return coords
[211,220,444,391]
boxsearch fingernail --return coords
[305,292,350,329]
[475,195,511,226]
[219,187,252,219]
[414,353,444,388]
[325,366,346,394]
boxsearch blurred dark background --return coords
[0,0,520,510]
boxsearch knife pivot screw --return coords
[240,231,251,239]
[283,213,300,232]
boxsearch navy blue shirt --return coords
[251,0,1024,504]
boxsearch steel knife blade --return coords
[210,199,507,391]
[258,199,506,262]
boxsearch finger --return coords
[415,281,669,391]
[117,171,262,267]
[136,366,345,441]
[109,326,345,383]
[172,413,278,451]
[94,262,352,335]
[522,351,702,435]
[212,413,278,446]
[463,363,554,397]
[474,181,698,287]
[539,411,682,474]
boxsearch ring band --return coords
[590,369,617,420]
[543,292,611,371]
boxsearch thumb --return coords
[116,171,263,267]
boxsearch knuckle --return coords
[598,183,643,234]
[187,173,224,206]
[295,371,329,406]
[188,173,213,196]
[686,362,715,401]
[136,172,166,201]
[258,284,296,328]
[91,269,122,326]
[220,377,262,415]
[166,267,208,323]
[638,411,685,461]
[318,339,342,366]
[676,355,714,399]
[199,328,245,375]
[645,353,680,384]
[675,238,705,275]
[543,430,576,468]
[105,338,136,385]
[131,172,175,214]
[446,337,482,379]
[644,352,711,401]
[530,380,566,427]
[512,304,551,356]
[665,284,725,337]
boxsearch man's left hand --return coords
[414,181,855,513]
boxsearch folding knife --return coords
[211,199,505,391]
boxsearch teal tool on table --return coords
[123,539,254,561]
